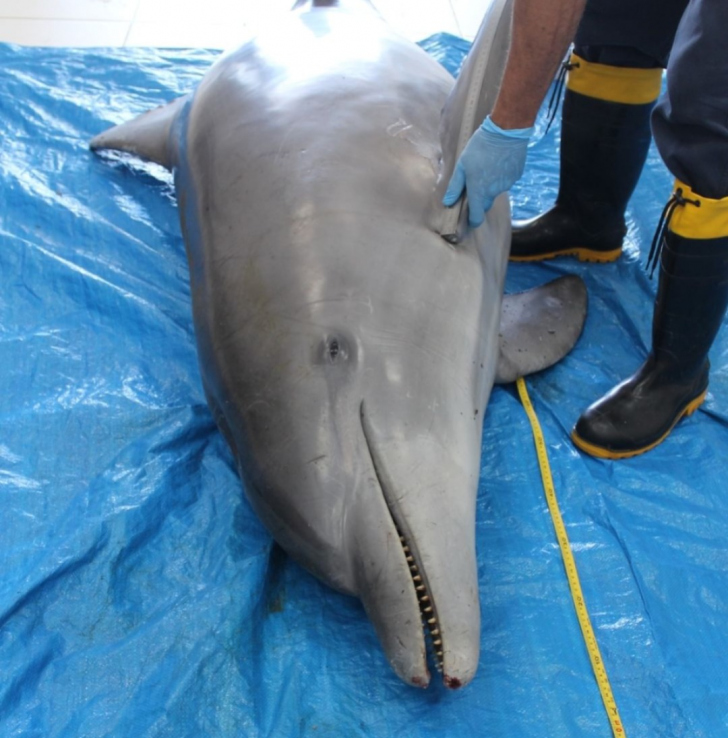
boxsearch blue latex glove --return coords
[442,116,534,228]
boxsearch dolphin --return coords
[90,0,587,689]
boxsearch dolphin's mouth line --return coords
[359,401,444,675]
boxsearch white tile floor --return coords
[0,0,482,49]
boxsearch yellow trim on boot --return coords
[566,53,663,105]
[571,389,707,460]
[509,245,622,263]
[668,180,728,239]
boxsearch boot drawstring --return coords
[544,56,579,135]
[646,188,701,278]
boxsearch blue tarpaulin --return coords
[1,30,727,738]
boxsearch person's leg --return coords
[510,0,687,262]
[651,0,728,201]
[572,0,728,458]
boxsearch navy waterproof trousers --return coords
[574,0,728,199]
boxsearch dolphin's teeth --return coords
[391,521,443,675]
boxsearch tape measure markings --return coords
[516,377,626,738]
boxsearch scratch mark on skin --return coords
[245,399,272,413]
[289,297,375,314]
[386,119,414,137]
[307,454,327,465]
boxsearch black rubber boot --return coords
[572,229,728,459]
[510,89,655,263]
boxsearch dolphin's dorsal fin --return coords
[494,275,588,384]
[89,95,189,170]
[430,0,514,242]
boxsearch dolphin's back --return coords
[178,10,454,256]
[174,8,504,421]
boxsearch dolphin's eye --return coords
[320,334,351,365]
[313,332,356,367]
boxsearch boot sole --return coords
[570,389,708,460]
[509,246,622,264]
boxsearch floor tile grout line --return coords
[446,0,463,37]
[123,0,142,46]
[0,17,133,23]
[0,0,466,47]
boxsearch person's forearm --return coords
[490,0,586,130]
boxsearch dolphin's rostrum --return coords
[90,0,587,689]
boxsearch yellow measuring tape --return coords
[516,377,626,738]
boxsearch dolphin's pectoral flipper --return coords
[430,0,513,241]
[89,95,189,170]
[494,274,588,384]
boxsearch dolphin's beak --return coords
[351,402,481,689]
[350,493,432,687]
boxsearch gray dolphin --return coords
[90,0,587,689]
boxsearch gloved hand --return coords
[442,116,534,228]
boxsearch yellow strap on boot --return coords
[566,53,662,105]
[668,180,728,240]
